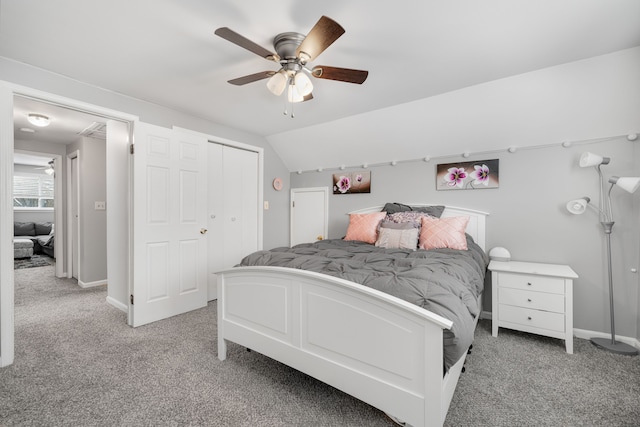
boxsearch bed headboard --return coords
[348,205,489,251]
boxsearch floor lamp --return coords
[566,152,640,355]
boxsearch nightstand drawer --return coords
[499,304,565,332]
[497,272,565,294]
[499,288,565,313]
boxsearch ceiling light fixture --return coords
[27,113,50,127]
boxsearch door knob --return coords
[200,228,208,234]
[317,235,324,241]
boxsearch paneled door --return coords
[130,123,208,327]
[207,143,259,299]
[290,187,328,246]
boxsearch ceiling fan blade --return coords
[215,27,280,61]
[303,93,314,102]
[311,66,368,84]
[228,71,276,86]
[296,16,345,62]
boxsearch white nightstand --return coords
[489,260,578,354]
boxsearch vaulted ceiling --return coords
[2,1,639,171]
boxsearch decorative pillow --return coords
[381,203,445,218]
[375,222,419,250]
[35,222,52,236]
[386,211,430,228]
[14,221,35,236]
[344,212,387,244]
[419,216,470,250]
[381,202,413,214]
[411,205,445,218]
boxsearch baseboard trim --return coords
[106,296,128,313]
[573,328,640,350]
[78,279,107,288]
[481,312,639,350]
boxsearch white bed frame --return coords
[217,206,488,427]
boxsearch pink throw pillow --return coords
[419,216,470,250]
[344,212,387,244]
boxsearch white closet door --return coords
[131,123,208,327]
[207,143,259,299]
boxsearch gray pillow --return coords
[380,220,418,229]
[14,222,35,236]
[411,205,445,218]
[381,203,445,218]
[35,222,52,235]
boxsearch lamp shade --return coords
[566,197,590,215]
[579,152,610,167]
[294,72,313,96]
[266,71,287,96]
[609,176,640,194]
[287,84,304,103]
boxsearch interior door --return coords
[130,122,208,327]
[207,143,259,299]
[290,187,328,246]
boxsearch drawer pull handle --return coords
[527,316,532,320]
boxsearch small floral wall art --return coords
[332,171,371,194]
[436,159,499,190]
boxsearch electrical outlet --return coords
[95,201,106,210]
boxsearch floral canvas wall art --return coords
[436,159,499,190]
[332,171,371,194]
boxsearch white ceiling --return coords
[1,1,639,170]
[13,96,106,145]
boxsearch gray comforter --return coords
[238,235,488,370]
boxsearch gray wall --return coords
[67,137,107,284]
[0,57,291,251]
[290,137,640,340]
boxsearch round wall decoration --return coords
[272,177,283,191]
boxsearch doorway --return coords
[1,85,135,367]
[12,150,61,274]
[290,187,329,246]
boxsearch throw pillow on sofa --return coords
[14,222,35,236]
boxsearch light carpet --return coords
[1,264,639,426]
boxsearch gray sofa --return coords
[14,221,55,258]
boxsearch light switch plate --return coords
[95,201,106,210]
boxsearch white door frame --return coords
[0,81,138,367]
[67,150,79,279]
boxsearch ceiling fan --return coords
[215,16,368,114]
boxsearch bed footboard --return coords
[217,266,456,427]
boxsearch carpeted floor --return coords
[1,264,639,426]
[13,254,55,270]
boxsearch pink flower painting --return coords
[436,159,499,190]
[332,171,371,194]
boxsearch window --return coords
[13,172,54,209]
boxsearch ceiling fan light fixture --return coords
[287,83,304,103]
[27,113,50,127]
[267,70,287,96]
[294,71,313,96]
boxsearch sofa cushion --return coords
[14,222,35,236]
[35,222,52,235]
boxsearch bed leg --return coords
[218,338,227,361]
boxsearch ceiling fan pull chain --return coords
[291,99,295,118]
